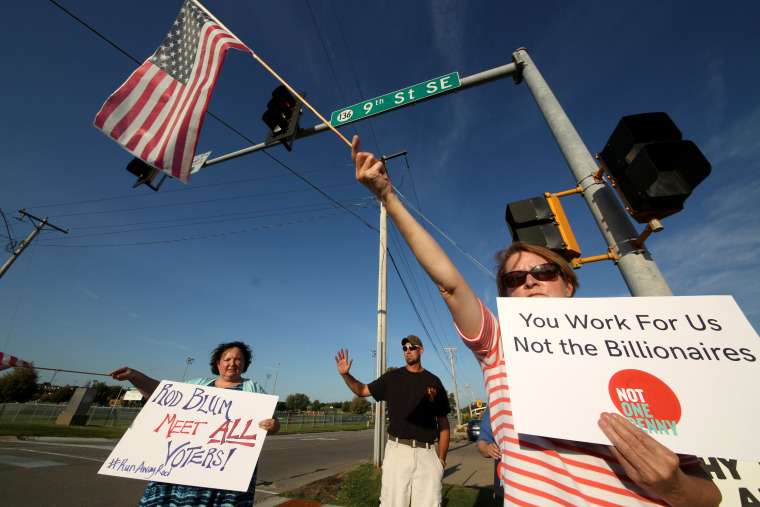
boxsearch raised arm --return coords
[335,349,371,397]
[109,366,160,399]
[352,136,482,337]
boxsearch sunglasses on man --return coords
[500,262,562,290]
[402,345,420,351]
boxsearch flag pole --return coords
[14,365,111,377]
[191,0,352,149]
[251,55,352,148]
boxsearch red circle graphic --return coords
[608,369,681,423]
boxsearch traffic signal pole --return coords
[202,49,673,298]
[201,63,519,169]
[512,48,673,297]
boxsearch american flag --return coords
[94,0,251,183]
[0,352,32,372]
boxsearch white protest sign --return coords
[496,295,760,462]
[700,458,760,506]
[99,381,277,492]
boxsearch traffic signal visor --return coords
[599,112,711,223]
[262,85,304,150]
[505,193,581,260]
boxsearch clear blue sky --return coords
[2,1,759,406]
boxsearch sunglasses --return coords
[500,263,562,290]
[402,345,420,352]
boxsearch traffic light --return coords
[505,193,581,260]
[126,157,166,191]
[598,112,711,223]
[262,85,304,151]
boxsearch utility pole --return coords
[443,347,462,428]
[1,210,68,280]
[370,349,376,422]
[372,151,407,467]
[464,382,474,417]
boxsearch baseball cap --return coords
[401,335,422,347]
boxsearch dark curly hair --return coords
[209,341,253,375]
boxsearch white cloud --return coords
[429,0,466,66]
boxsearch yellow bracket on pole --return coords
[630,218,664,251]
[571,247,620,269]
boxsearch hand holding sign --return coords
[598,413,719,506]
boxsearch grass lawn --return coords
[0,422,128,439]
[283,462,501,507]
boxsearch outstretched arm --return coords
[352,136,482,337]
[598,413,720,506]
[109,366,160,399]
[335,349,371,397]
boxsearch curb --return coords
[256,497,341,507]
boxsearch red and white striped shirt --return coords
[458,299,701,506]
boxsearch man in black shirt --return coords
[336,335,450,506]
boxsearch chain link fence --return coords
[0,403,142,428]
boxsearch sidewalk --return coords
[255,437,494,506]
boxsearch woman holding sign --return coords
[110,340,279,506]
[352,136,720,506]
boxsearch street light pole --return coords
[272,362,281,395]
[181,357,194,382]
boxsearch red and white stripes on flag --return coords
[0,352,32,372]
[94,0,251,183]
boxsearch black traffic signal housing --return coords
[598,112,711,223]
[126,157,166,191]
[505,193,581,260]
[262,85,304,151]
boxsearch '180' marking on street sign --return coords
[330,72,460,127]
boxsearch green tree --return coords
[386,366,398,373]
[285,393,310,411]
[108,385,124,401]
[48,385,76,404]
[0,367,39,403]
[341,400,351,412]
[275,401,289,412]
[350,395,371,414]
[91,381,116,405]
[310,399,322,411]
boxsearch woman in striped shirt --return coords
[352,135,720,506]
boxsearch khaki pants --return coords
[380,438,443,506]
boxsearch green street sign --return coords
[330,72,460,127]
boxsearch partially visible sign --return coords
[496,295,760,462]
[330,72,460,126]
[190,151,212,174]
[699,458,760,506]
[123,388,143,401]
[99,381,277,492]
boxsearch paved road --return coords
[254,430,374,501]
[0,430,494,506]
[0,438,147,506]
